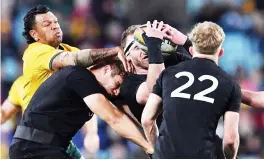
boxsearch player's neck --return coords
[134,67,148,75]
[192,53,219,65]
[90,69,106,86]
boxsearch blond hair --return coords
[188,21,225,55]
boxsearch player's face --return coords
[31,12,63,48]
[103,68,124,96]
[125,35,149,70]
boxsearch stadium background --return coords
[1,0,264,158]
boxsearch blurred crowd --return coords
[1,0,264,158]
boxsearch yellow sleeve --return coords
[60,43,80,52]
[34,45,64,71]
[33,43,80,71]
[7,77,23,106]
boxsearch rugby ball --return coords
[133,25,178,54]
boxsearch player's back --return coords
[155,58,239,158]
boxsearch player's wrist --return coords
[179,35,188,45]
[142,33,164,64]
[182,38,192,51]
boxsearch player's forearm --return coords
[106,108,153,154]
[52,47,118,70]
[74,47,119,67]
[142,120,158,148]
[1,110,14,124]
[146,64,165,92]
[122,104,142,128]
[0,109,8,124]
[1,110,16,124]
[241,89,264,108]
[143,35,165,93]
[1,100,20,124]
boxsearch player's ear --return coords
[189,46,194,56]
[218,48,224,57]
[103,64,111,75]
[126,55,132,62]
[29,30,39,42]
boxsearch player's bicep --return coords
[51,51,77,71]
[141,93,162,125]
[136,72,163,105]
[136,82,151,105]
[223,111,239,142]
[83,93,121,123]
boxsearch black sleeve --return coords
[152,71,164,97]
[174,52,192,62]
[182,38,192,54]
[226,83,241,112]
[66,68,106,98]
[142,33,163,64]
[164,52,191,67]
[120,75,143,102]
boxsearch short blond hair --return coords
[188,21,225,55]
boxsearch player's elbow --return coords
[141,117,154,129]
[0,109,7,124]
[224,132,239,146]
[105,109,125,126]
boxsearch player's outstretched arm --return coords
[1,99,21,124]
[141,93,162,148]
[83,93,153,154]
[136,20,167,105]
[241,89,264,108]
[223,111,240,159]
[163,24,192,55]
[163,24,187,46]
[51,46,131,72]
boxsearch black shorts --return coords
[9,139,71,159]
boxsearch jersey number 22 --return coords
[171,71,218,104]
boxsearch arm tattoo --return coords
[60,52,76,68]
[75,48,117,67]
[89,48,117,62]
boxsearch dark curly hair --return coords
[22,5,50,44]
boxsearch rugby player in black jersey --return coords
[9,59,153,158]
[142,21,240,159]
[119,21,232,158]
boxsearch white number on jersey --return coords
[171,71,219,104]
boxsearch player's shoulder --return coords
[59,66,94,82]
[124,73,146,81]
[14,75,25,84]
[161,64,181,76]
[121,73,145,89]
[60,43,79,52]
[25,42,55,54]
[23,42,56,61]
[61,66,90,74]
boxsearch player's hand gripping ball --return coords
[133,24,178,53]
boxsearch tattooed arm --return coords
[51,46,130,71]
